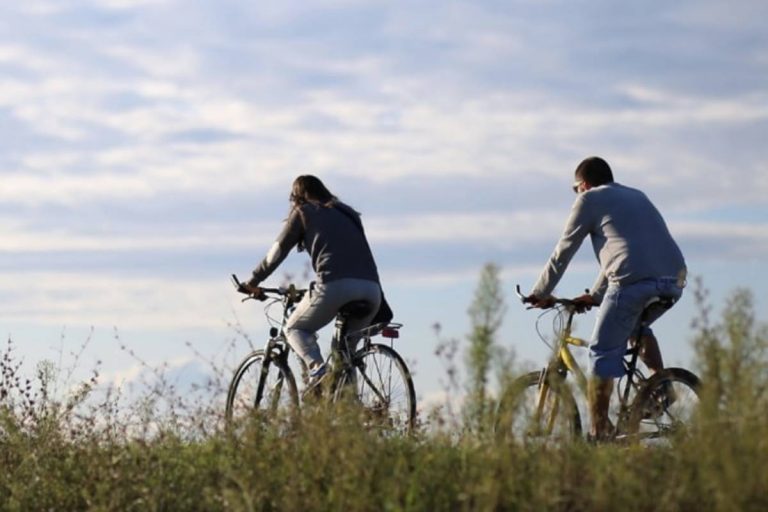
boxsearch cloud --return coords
[0,221,274,252]
[95,0,171,10]
[100,355,217,391]
[15,0,171,16]
[671,221,768,260]
[0,271,238,328]
[2,0,766,214]
[366,211,564,245]
[0,0,766,362]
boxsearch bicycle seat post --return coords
[334,300,373,360]
[332,314,349,356]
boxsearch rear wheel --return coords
[626,367,701,442]
[225,349,299,424]
[496,370,582,443]
[338,343,416,434]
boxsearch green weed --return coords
[0,281,765,511]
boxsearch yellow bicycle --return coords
[496,285,701,443]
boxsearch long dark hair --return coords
[289,176,343,252]
[290,175,338,208]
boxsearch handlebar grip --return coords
[515,284,532,303]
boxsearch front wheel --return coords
[626,367,701,442]
[495,370,582,443]
[338,343,416,434]
[225,349,299,424]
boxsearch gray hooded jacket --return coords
[251,201,380,285]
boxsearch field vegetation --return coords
[1,271,766,511]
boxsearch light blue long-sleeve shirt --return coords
[531,182,686,301]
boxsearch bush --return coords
[0,284,766,511]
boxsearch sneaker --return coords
[302,363,328,400]
[309,362,327,381]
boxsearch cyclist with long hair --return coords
[240,175,382,387]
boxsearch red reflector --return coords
[381,328,399,338]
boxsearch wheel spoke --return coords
[226,350,299,424]
[628,368,701,444]
[352,345,415,433]
[496,371,581,443]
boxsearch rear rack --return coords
[349,322,403,340]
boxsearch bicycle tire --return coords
[225,349,299,423]
[496,370,582,442]
[625,367,701,442]
[337,343,416,434]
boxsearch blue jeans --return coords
[589,277,683,378]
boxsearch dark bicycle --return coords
[226,275,416,434]
[496,285,701,443]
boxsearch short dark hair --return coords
[574,156,614,186]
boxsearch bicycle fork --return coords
[256,343,287,409]
[534,364,566,435]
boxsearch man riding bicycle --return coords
[239,175,382,388]
[525,156,686,441]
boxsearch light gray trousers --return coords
[285,278,381,367]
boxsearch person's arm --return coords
[530,196,592,298]
[589,271,608,304]
[248,209,304,285]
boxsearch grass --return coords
[0,285,766,511]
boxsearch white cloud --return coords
[100,44,201,80]
[1,171,155,205]
[367,211,564,245]
[100,354,205,389]
[2,24,766,209]
[672,221,768,259]
[0,271,241,329]
[0,221,274,252]
[618,85,768,124]
[0,44,59,72]
[15,0,170,15]
[0,0,766,365]
[94,0,170,10]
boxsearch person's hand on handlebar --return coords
[525,294,556,309]
[239,280,265,300]
[571,293,596,313]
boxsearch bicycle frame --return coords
[504,285,696,443]
[552,311,590,393]
[523,289,656,434]
[240,280,401,389]
[227,275,415,432]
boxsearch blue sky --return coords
[1,0,766,408]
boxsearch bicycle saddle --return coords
[338,300,373,318]
[644,296,676,310]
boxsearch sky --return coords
[1,0,767,411]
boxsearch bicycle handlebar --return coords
[231,274,306,302]
[515,284,581,309]
[514,284,530,303]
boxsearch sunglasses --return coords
[572,180,584,194]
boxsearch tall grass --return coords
[1,284,766,511]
